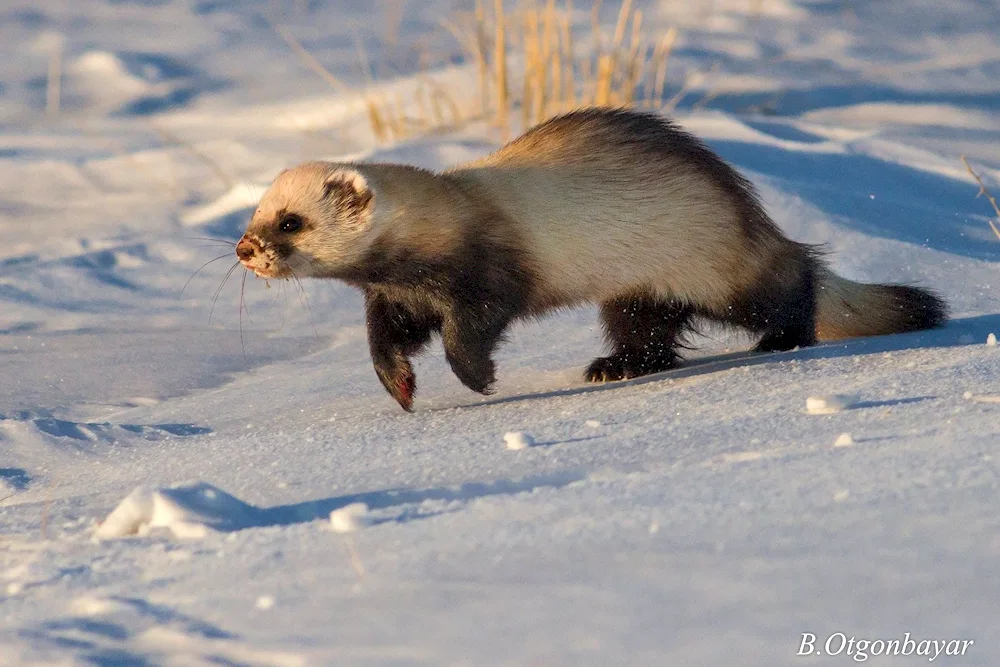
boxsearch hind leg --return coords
[586,293,693,382]
[713,242,818,353]
[753,302,815,352]
[750,267,817,352]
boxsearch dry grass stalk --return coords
[46,37,62,118]
[271,23,351,94]
[271,20,392,143]
[354,30,375,84]
[560,10,574,108]
[152,124,235,191]
[475,0,491,115]
[664,62,718,113]
[443,0,677,135]
[272,20,470,145]
[961,156,1000,241]
[272,1,679,146]
[342,535,366,579]
[380,0,407,47]
[494,0,510,139]
[547,0,561,110]
[647,27,678,108]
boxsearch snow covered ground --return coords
[2,0,1000,664]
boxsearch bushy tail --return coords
[815,267,948,341]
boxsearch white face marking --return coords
[237,163,378,280]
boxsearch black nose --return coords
[236,238,256,261]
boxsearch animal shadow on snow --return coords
[255,470,586,529]
[32,418,211,442]
[20,596,235,666]
[467,314,1000,410]
[0,411,211,443]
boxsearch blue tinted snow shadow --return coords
[702,138,999,259]
[116,52,199,81]
[20,596,236,665]
[202,208,252,241]
[256,471,586,528]
[706,84,1000,117]
[7,9,47,29]
[28,418,211,441]
[741,119,826,144]
[0,468,31,490]
[120,88,202,116]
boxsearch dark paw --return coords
[375,362,417,411]
[753,328,816,353]
[585,352,680,383]
[456,367,497,395]
[446,353,496,395]
[585,356,630,383]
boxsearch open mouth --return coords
[236,236,287,278]
[241,262,272,278]
[238,257,291,280]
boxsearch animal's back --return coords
[450,108,780,309]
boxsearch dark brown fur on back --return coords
[491,107,781,249]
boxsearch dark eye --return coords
[279,214,303,233]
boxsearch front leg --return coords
[441,303,512,396]
[365,291,435,411]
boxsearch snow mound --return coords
[833,432,855,447]
[806,394,860,415]
[504,431,535,450]
[329,502,369,533]
[67,51,152,109]
[95,482,258,540]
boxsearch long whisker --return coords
[281,280,289,332]
[267,277,284,323]
[181,253,232,295]
[209,261,241,325]
[301,255,330,279]
[185,236,238,246]
[240,273,254,325]
[289,269,319,340]
[239,267,249,362]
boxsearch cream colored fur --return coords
[447,159,768,311]
[244,111,942,341]
[250,153,767,311]
[814,269,923,340]
[245,162,469,280]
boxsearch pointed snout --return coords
[235,237,258,262]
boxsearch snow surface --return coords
[1,0,1000,664]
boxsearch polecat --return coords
[235,107,947,411]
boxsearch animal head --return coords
[236,162,377,280]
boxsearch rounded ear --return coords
[324,169,374,216]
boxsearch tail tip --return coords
[888,284,948,332]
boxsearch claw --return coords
[395,373,415,411]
